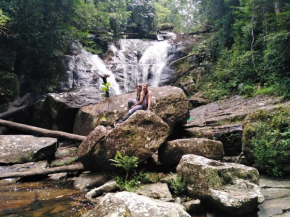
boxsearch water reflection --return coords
[0,179,94,217]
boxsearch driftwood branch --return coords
[0,104,28,119]
[235,152,244,164]
[167,53,195,66]
[0,93,31,119]
[0,163,84,180]
[0,119,86,142]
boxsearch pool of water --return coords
[0,179,94,217]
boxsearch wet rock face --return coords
[77,111,170,171]
[177,154,264,215]
[0,135,58,164]
[34,87,102,132]
[158,138,224,167]
[83,191,191,217]
[74,86,188,136]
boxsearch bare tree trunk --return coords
[0,163,84,179]
[167,53,195,66]
[0,119,86,142]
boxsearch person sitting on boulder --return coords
[117,83,152,124]
[127,84,142,109]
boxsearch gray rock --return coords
[85,181,118,199]
[137,183,173,200]
[177,154,264,215]
[188,96,209,108]
[48,172,67,180]
[74,172,111,191]
[73,86,188,136]
[158,138,224,167]
[34,87,102,132]
[186,95,283,128]
[83,191,191,217]
[183,199,203,215]
[0,135,58,164]
[77,111,170,171]
[184,124,243,156]
[258,176,290,217]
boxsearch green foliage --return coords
[109,151,138,181]
[251,123,290,176]
[0,8,9,35]
[169,174,186,195]
[114,171,150,192]
[110,151,152,192]
[101,82,110,98]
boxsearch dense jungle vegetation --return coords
[0,0,290,99]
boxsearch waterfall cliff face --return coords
[58,35,178,95]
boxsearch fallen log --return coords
[167,53,195,66]
[0,119,86,142]
[0,104,28,119]
[0,93,31,119]
[0,163,84,180]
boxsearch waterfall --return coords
[106,37,176,93]
[59,35,177,95]
[91,55,121,95]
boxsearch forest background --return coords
[0,0,290,101]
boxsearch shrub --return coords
[169,174,186,195]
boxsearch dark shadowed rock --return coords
[83,191,191,217]
[184,124,243,156]
[158,138,224,167]
[0,135,57,164]
[177,154,264,215]
[35,87,102,132]
[73,86,188,136]
[77,111,170,171]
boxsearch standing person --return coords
[127,84,142,109]
[117,83,152,124]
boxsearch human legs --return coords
[128,99,137,109]
[118,105,143,123]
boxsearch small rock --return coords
[85,181,118,199]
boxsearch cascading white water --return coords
[91,55,121,95]
[59,35,177,95]
[138,41,171,87]
[106,37,175,93]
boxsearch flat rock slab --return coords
[0,135,58,164]
[186,95,283,127]
[84,191,190,217]
[258,176,290,217]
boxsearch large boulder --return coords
[77,110,170,171]
[184,124,243,156]
[242,102,290,175]
[158,138,224,167]
[83,191,190,217]
[34,87,102,132]
[0,135,58,164]
[137,183,173,201]
[74,172,111,191]
[73,86,188,136]
[177,154,264,215]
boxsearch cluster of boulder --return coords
[2,85,290,216]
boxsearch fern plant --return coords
[109,151,138,182]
